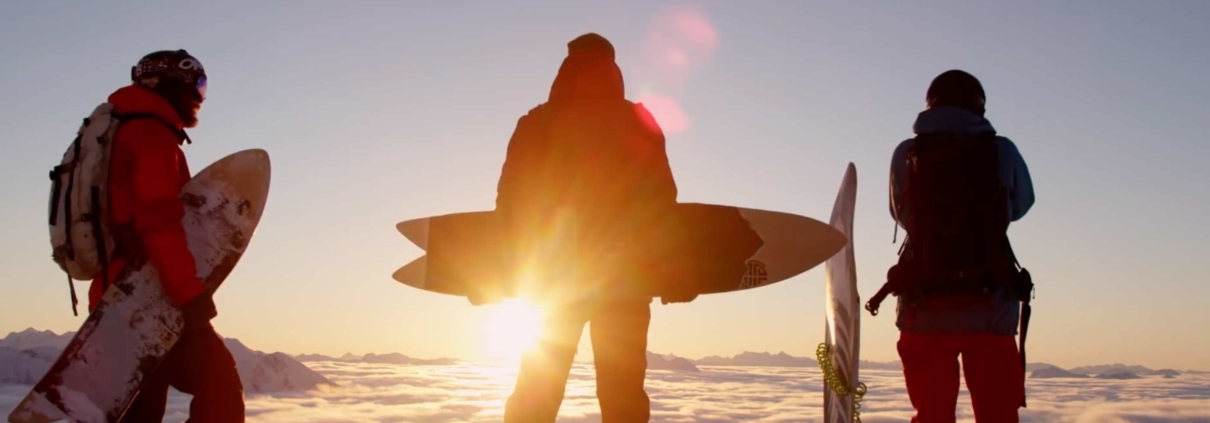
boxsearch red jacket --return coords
[88,86,204,311]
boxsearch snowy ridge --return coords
[0,329,331,393]
[1031,363,1183,379]
[1072,363,1182,377]
[1031,366,1090,379]
[694,351,817,367]
[0,329,71,351]
[646,352,700,372]
[223,338,335,392]
[0,329,74,386]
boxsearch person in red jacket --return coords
[496,33,685,423]
[90,49,245,422]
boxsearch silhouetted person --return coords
[97,50,245,422]
[494,33,683,423]
[867,70,1035,423]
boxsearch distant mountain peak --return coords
[0,328,73,351]
[1031,366,1090,379]
[692,351,816,367]
[646,351,700,372]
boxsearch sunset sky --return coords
[2,1,1208,371]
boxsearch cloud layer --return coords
[4,363,1210,422]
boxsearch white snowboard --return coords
[822,163,864,423]
[8,149,271,423]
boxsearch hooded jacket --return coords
[889,106,1035,335]
[89,85,204,311]
[495,35,678,242]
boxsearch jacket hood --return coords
[912,106,995,135]
[107,85,185,130]
[548,33,625,103]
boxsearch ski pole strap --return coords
[816,343,867,423]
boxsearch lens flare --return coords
[482,298,545,364]
[635,93,689,134]
[634,5,720,135]
[643,5,720,77]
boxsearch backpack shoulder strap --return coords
[110,112,192,145]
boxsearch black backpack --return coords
[866,131,1035,406]
[893,131,1019,297]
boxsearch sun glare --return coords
[482,298,545,363]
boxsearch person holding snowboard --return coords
[493,33,692,423]
[866,70,1035,423]
[93,49,245,422]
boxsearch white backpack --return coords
[48,103,124,314]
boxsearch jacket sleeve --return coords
[495,108,546,214]
[126,121,205,308]
[632,103,678,205]
[889,139,912,227]
[997,137,1035,222]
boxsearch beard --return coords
[145,79,202,128]
[178,104,200,128]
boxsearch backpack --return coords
[48,103,182,316]
[866,131,1035,407]
[866,132,1030,310]
[897,131,1017,296]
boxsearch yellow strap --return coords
[816,343,868,423]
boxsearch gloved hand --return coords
[660,292,698,305]
[658,260,698,305]
[182,294,218,326]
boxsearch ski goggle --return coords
[196,75,208,101]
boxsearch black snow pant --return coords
[505,298,652,423]
[119,321,245,423]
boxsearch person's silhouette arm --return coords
[997,138,1034,222]
[632,103,678,206]
[889,139,912,228]
[486,107,549,306]
[496,108,545,215]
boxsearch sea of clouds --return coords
[5,361,1210,422]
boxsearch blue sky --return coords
[2,0,1208,370]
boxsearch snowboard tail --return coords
[9,149,270,423]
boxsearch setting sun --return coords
[482,299,546,363]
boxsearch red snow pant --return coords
[119,321,246,423]
[505,298,651,423]
[898,332,1024,423]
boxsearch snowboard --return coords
[8,149,271,423]
[393,203,847,300]
[821,163,864,422]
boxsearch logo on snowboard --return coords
[739,260,768,289]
